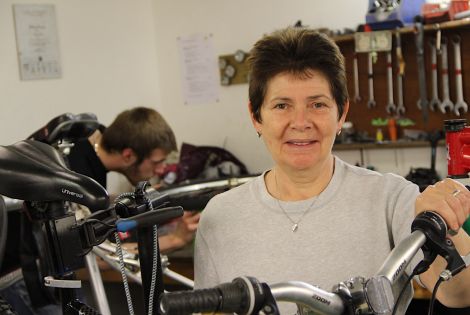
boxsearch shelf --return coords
[332,18,470,43]
[333,140,445,151]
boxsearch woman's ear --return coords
[338,100,350,129]
[248,102,262,135]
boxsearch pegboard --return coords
[337,21,470,140]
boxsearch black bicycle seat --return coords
[0,140,109,211]
[28,112,100,145]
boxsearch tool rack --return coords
[334,19,470,141]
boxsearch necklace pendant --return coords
[292,223,298,232]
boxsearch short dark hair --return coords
[101,107,177,163]
[248,27,348,122]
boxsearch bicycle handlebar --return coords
[159,211,470,315]
[158,229,427,315]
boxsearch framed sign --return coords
[13,4,62,80]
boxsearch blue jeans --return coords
[0,276,61,315]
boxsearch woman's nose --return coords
[290,108,312,130]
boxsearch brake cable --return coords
[114,190,161,315]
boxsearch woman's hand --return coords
[415,178,470,233]
[416,178,470,307]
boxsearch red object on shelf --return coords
[449,0,469,19]
[422,3,450,23]
[422,0,469,24]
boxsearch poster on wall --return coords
[13,4,62,80]
[177,33,219,105]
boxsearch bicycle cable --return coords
[391,257,433,315]
[427,276,444,315]
[141,194,160,315]
[391,271,416,315]
[115,192,137,315]
[113,191,161,315]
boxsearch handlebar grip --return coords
[160,277,264,315]
[160,287,223,314]
[160,284,243,315]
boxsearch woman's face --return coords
[251,70,348,172]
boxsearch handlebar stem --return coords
[270,281,345,315]
[375,231,427,283]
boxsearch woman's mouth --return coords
[286,140,316,146]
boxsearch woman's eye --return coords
[312,102,327,109]
[274,103,287,109]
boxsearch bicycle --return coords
[159,211,470,315]
[0,119,183,315]
[0,113,257,315]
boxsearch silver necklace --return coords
[274,170,318,232]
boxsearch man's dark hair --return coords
[101,107,177,163]
[248,27,349,122]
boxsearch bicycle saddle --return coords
[28,112,100,145]
[0,140,109,211]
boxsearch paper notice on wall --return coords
[177,33,219,105]
[13,4,62,80]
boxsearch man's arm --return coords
[159,211,200,254]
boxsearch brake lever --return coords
[412,212,468,280]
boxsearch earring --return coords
[337,129,342,136]
[257,131,261,138]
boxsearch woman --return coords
[194,27,470,314]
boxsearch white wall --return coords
[0,0,448,183]
[0,0,161,145]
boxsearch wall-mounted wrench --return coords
[429,39,440,111]
[395,30,406,116]
[367,52,376,109]
[353,53,361,102]
[386,52,396,114]
[439,37,454,114]
[452,35,468,116]
[415,20,428,122]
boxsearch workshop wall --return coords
[0,0,162,144]
[0,0,447,182]
[152,0,365,172]
[151,0,447,178]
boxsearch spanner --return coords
[385,52,396,114]
[452,35,468,116]
[367,52,376,109]
[439,38,454,114]
[415,20,429,122]
[395,30,405,116]
[353,53,361,102]
[429,39,440,112]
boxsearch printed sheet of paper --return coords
[177,33,219,105]
[13,4,62,80]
